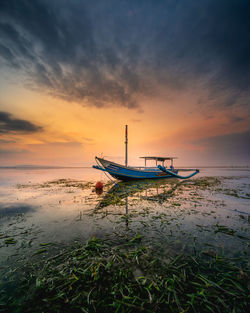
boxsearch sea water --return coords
[0,167,249,282]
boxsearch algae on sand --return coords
[1,236,248,313]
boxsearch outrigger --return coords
[93,126,199,181]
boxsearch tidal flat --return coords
[0,167,249,312]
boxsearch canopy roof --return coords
[140,156,177,161]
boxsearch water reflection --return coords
[92,177,250,259]
[94,179,180,229]
[95,188,103,196]
[0,171,248,271]
[125,195,129,229]
[95,178,178,210]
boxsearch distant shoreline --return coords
[0,165,249,169]
[0,166,91,169]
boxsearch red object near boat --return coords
[95,181,103,190]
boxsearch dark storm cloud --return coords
[0,0,249,108]
[0,111,43,133]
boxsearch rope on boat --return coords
[95,157,118,187]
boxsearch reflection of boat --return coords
[95,180,145,210]
[95,179,178,210]
[95,180,181,229]
[93,156,199,181]
[92,126,199,181]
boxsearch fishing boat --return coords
[93,126,199,181]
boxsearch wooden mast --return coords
[125,125,128,167]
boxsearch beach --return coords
[0,167,249,312]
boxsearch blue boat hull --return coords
[105,171,173,181]
[93,157,177,181]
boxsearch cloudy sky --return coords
[0,0,249,166]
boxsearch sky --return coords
[0,0,249,167]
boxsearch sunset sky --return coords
[0,0,249,167]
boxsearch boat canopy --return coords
[140,156,177,162]
[140,156,177,167]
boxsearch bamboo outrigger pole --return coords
[125,125,128,167]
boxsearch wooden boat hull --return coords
[93,157,177,181]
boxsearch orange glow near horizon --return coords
[0,80,249,167]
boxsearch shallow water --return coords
[0,167,249,288]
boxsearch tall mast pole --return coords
[125,125,128,167]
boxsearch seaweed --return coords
[1,236,248,313]
[4,238,17,245]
